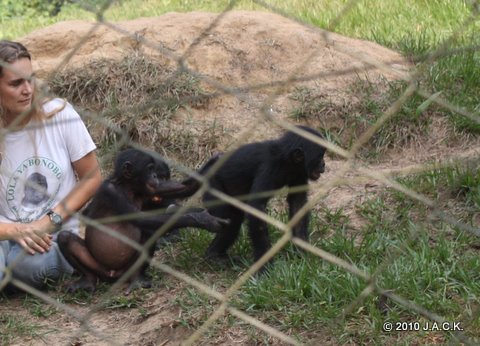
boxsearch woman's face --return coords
[0,57,34,121]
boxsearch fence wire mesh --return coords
[1,0,480,345]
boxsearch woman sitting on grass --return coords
[0,40,102,291]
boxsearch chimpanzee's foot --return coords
[64,276,97,294]
[204,251,243,268]
[124,275,153,296]
[156,228,183,249]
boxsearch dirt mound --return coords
[21,11,409,144]
[23,11,407,84]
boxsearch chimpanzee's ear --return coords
[291,148,305,164]
[122,161,133,179]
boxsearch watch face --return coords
[52,214,62,225]
[48,211,63,226]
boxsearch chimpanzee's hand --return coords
[190,210,229,233]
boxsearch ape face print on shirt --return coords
[6,157,62,223]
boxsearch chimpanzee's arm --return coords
[85,181,228,233]
[287,187,309,241]
[131,209,229,234]
[178,153,223,198]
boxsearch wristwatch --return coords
[47,210,63,229]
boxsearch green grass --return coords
[0,313,48,345]
[422,35,480,132]
[169,222,480,343]
[397,162,480,214]
[289,57,480,156]
[288,79,438,157]
[2,164,478,345]
[2,0,477,45]
[22,294,58,318]
[162,163,480,344]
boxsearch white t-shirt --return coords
[0,98,96,234]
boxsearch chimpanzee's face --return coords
[307,151,326,181]
[144,161,161,194]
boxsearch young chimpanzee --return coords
[57,149,228,294]
[145,151,223,209]
[143,152,223,246]
[185,125,326,267]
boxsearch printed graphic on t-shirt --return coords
[6,157,63,223]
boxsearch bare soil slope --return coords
[23,11,409,142]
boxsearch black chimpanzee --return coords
[57,149,228,294]
[184,125,326,267]
[143,152,223,246]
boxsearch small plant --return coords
[22,295,58,318]
[447,164,480,208]
[103,294,141,310]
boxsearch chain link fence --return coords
[1,0,480,345]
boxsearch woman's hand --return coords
[9,220,53,255]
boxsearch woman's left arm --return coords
[56,150,102,220]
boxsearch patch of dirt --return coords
[22,10,409,144]
[3,10,477,345]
